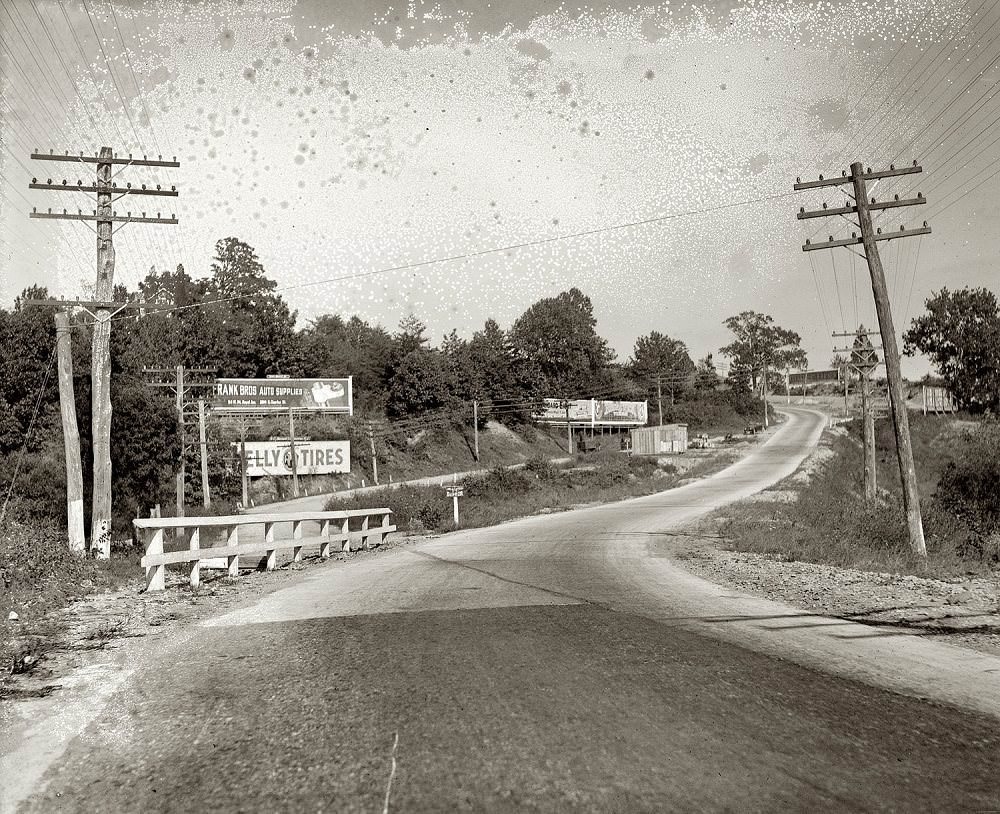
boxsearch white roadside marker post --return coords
[446,474,464,528]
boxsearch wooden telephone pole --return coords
[143,367,216,520]
[834,327,881,502]
[29,148,179,549]
[473,400,480,462]
[795,161,929,556]
[54,311,84,552]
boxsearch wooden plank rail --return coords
[134,508,395,592]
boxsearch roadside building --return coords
[630,424,688,455]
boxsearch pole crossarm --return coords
[21,298,151,309]
[797,194,926,220]
[31,151,180,167]
[793,161,922,191]
[802,224,930,252]
[29,180,178,196]
[30,209,178,225]
[832,330,880,338]
[833,346,884,354]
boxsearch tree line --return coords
[0,236,833,532]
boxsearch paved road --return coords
[17,408,1000,812]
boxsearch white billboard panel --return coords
[234,440,350,477]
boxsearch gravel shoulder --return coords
[659,425,1000,658]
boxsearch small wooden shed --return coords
[630,424,688,455]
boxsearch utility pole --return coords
[368,424,379,485]
[198,399,211,507]
[29,148,179,546]
[175,364,185,520]
[562,399,574,454]
[835,327,881,502]
[143,366,216,523]
[656,374,663,426]
[761,367,769,429]
[473,400,480,462]
[25,297,151,555]
[795,161,929,556]
[54,310,84,552]
[288,406,299,498]
[240,427,249,509]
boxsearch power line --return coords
[68,189,800,329]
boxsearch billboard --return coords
[536,399,593,424]
[535,398,648,427]
[787,368,841,386]
[595,400,648,425]
[234,440,350,477]
[214,377,352,414]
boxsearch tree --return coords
[721,311,806,426]
[903,287,1000,412]
[386,348,457,420]
[299,314,393,412]
[201,238,304,376]
[508,288,614,398]
[627,331,694,422]
[694,354,721,392]
[466,319,538,423]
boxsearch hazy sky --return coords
[2,0,999,378]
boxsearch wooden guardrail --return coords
[134,509,395,592]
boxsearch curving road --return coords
[17,408,1000,812]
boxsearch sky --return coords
[2,0,1000,379]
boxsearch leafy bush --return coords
[936,420,1000,562]
[465,466,531,498]
[524,455,558,482]
[0,513,138,618]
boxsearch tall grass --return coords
[720,418,997,578]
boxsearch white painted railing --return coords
[134,509,395,592]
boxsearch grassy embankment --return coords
[717,414,1000,578]
[1,515,138,691]
[324,449,736,533]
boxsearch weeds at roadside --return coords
[325,452,698,534]
[717,418,1000,580]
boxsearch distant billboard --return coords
[787,368,841,386]
[214,377,352,414]
[234,440,350,477]
[535,398,648,427]
[595,400,647,425]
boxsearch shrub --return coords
[936,420,1000,562]
[465,466,531,498]
[524,455,558,482]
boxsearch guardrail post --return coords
[292,520,304,562]
[361,514,370,550]
[145,527,165,591]
[189,527,201,588]
[341,517,351,552]
[264,521,277,571]
[319,519,331,559]
[226,525,239,576]
[379,511,391,546]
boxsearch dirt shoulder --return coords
[658,425,1000,658]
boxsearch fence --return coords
[134,508,395,592]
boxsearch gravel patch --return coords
[661,524,1000,657]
